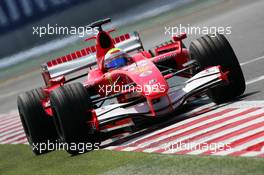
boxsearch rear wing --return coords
[42,32,144,82]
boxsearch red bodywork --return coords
[41,28,190,129]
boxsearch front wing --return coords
[95,66,226,130]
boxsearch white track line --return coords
[121,108,241,152]
[210,130,264,155]
[119,103,218,148]
[142,109,262,153]
[163,109,264,154]
[187,126,264,155]
[0,123,23,137]
[0,120,21,131]
[213,136,264,156]
[0,117,20,126]
[240,55,264,66]
[239,55,264,85]
[226,101,264,108]
[246,75,264,85]
[0,126,23,137]
[0,130,25,142]
[241,151,264,157]
[1,134,27,144]
[12,138,28,144]
[116,103,215,147]
[0,119,22,130]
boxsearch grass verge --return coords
[0,144,264,175]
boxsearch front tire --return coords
[50,83,100,155]
[17,88,58,155]
[189,33,245,104]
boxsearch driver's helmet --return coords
[104,48,129,70]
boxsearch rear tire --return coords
[50,83,100,155]
[189,33,245,104]
[17,88,58,155]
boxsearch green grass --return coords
[0,144,264,175]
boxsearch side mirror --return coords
[173,33,187,41]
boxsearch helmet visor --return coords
[105,57,127,69]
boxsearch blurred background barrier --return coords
[0,0,155,58]
[0,0,196,69]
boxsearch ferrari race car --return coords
[17,18,245,155]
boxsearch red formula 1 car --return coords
[17,18,245,155]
